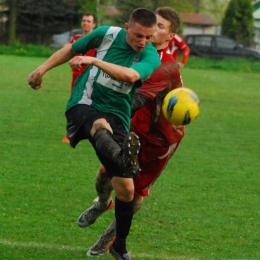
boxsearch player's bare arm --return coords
[28,44,75,90]
[69,56,140,83]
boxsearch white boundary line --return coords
[0,239,197,259]
[0,239,85,252]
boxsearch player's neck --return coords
[153,42,168,51]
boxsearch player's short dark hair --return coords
[155,6,180,33]
[83,12,96,23]
[129,8,157,28]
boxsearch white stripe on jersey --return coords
[95,27,133,94]
[79,27,126,105]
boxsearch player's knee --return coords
[91,119,113,137]
[97,165,110,181]
[116,185,134,202]
[112,176,134,201]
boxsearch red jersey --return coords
[168,34,190,65]
[131,48,185,147]
[69,34,96,76]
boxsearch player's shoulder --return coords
[142,43,160,58]
[137,43,160,69]
[88,25,124,41]
[70,34,82,43]
[158,48,175,63]
[173,34,183,42]
[98,25,122,35]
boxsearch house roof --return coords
[180,13,217,26]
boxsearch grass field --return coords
[0,55,260,260]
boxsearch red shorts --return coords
[133,137,180,196]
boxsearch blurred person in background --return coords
[168,33,190,68]
[62,13,96,143]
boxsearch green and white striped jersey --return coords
[67,25,160,131]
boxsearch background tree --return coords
[0,0,10,43]
[0,0,234,45]
[113,0,158,26]
[222,0,255,47]
[16,0,77,44]
[7,0,16,45]
[113,0,197,27]
[203,0,229,24]
[76,0,112,26]
[113,0,228,28]
[76,0,96,14]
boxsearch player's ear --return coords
[125,23,129,32]
[169,33,175,41]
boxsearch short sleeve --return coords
[130,43,161,82]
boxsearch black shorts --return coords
[65,104,127,177]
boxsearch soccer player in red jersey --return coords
[83,7,186,258]
[66,13,96,90]
[168,33,190,68]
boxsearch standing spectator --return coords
[66,13,96,90]
[62,13,96,143]
[168,34,190,68]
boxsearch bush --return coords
[0,41,57,57]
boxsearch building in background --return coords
[253,0,260,50]
[180,13,217,36]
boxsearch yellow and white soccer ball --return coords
[162,87,200,126]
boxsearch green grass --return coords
[1,42,260,73]
[185,55,260,73]
[0,54,260,260]
[0,42,57,57]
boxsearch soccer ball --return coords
[162,87,200,126]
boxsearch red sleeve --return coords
[86,48,96,57]
[136,61,182,100]
[69,35,82,44]
[169,35,190,65]
[180,45,190,64]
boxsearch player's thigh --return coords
[106,114,127,146]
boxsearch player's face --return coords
[125,22,156,52]
[81,15,96,35]
[152,14,174,48]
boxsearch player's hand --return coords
[28,70,43,90]
[177,62,184,68]
[69,56,93,70]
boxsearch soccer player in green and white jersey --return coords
[28,8,160,260]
